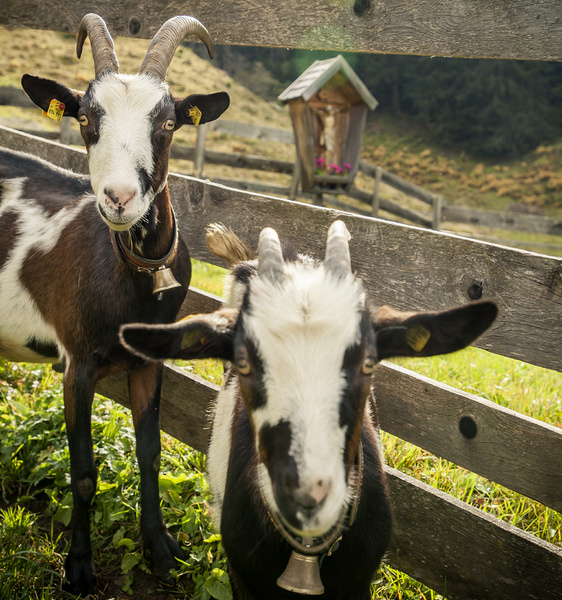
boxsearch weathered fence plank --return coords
[95,365,562,600]
[443,204,562,236]
[96,364,218,455]
[211,119,294,145]
[167,177,562,374]
[348,185,433,227]
[212,176,291,198]
[174,147,294,174]
[0,125,89,172]
[178,286,223,319]
[386,467,562,600]
[375,362,562,512]
[1,0,561,61]
[1,126,561,373]
[0,85,34,107]
[360,158,436,206]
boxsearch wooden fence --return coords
[3,85,562,241]
[1,3,562,599]
[2,123,561,599]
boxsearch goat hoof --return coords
[146,530,185,583]
[63,554,96,596]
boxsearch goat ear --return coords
[175,92,230,127]
[21,74,83,119]
[119,308,238,362]
[372,300,498,361]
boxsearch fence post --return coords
[372,166,382,217]
[59,119,72,145]
[194,123,208,177]
[432,194,443,230]
[289,159,301,200]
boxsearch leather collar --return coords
[110,208,179,275]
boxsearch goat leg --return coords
[128,362,185,581]
[62,362,98,595]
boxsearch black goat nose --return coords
[293,479,332,518]
[294,489,319,511]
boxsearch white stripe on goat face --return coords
[87,73,169,230]
[245,263,365,536]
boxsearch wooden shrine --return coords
[278,55,378,193]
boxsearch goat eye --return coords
[236,359,251,376]
[163,119,176,131]
[362,357,376,375]
[78,115,89,126]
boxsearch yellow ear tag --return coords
[42,99,65,122]
[188,106,202,127]
[405,324,431,352]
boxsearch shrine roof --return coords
[278,54,378,110]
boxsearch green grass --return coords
[0,359,229,600]
[190,259,228,298]
[0,505,64,599]
[0,260,560,599]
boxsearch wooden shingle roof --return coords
[278,54,378,110]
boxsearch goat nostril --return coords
[103,188,137,211]
[120,190,137,206]
[309,478,331,505]
[104,189,118,207]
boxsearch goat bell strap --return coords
[273,444,363,596]
[110,209,182,298]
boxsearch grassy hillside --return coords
[2,25,562,249]
[363,111,562,216]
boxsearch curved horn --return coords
[139,16,215,81]
[258,228,284,282]
[76,13,119,77]
[324,220,352,276]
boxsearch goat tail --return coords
[206,223,256,266]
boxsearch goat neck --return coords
[110,185,182,295]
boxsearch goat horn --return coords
[139,16,215,81]
[76,13,120,77]
[325,220,352,276]
[258,228,284,282]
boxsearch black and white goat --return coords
[121,221,498,600]
[0,14,229,595]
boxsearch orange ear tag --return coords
[188,106,202,127]
[42,99,65,122]
[405,324,431,352]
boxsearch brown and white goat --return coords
[0,14,229,595]
[121,221,498,600]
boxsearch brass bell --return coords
[153,266,182,295]
[277,538,324,596]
